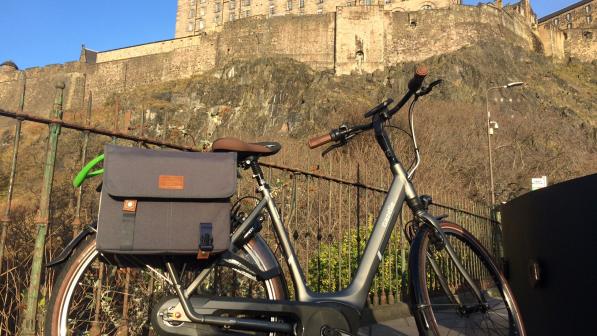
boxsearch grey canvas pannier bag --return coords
[97,144,236,259]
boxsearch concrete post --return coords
[21,82,65,336]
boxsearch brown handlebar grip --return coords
[308,133,333,149]
[408,65,429,92]
[415,65,429,78]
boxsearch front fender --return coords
[46,223,96,268]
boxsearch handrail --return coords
[0,109,197,151]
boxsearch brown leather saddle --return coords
[212,137,281,160]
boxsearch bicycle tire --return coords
[409,222,525,336]
[44,233,288,336]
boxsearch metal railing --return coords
[0,84,500,334]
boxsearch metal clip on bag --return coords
[97,145,236,260]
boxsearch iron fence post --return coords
[21,82,65,336]
[0,73,26,269]
[72,92,92,236]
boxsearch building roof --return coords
[538,0,592,23]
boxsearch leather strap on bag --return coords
[121,200,137,250]
[197,223,214,260]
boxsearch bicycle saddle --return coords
[211,137,281,160]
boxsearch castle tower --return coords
[523,0,531,18]
[496,0,502,9]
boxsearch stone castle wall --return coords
[537,0,596,62]
[0,5,540,117]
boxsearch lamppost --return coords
[485,81,524,205]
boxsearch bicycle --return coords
[45,66,525,336]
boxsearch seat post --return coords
[248,157,267,188]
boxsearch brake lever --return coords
[415,79,444,97]
[322,142,344,156]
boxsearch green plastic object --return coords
[73,154,104,188]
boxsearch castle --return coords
[537,0,596,62]
[0,1,592,116]
[175,0,461,36]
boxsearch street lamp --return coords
[485,82,524,205]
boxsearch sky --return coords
[0,0,583,70]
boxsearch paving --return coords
[359,316,420,336]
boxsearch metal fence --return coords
[0,84,500,334]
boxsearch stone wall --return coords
[214,14,336,70]
[537,25,566,61]
[565,28,597,62]
[337,5,539,74]
[537,0,596,62]
[0,5,542,116]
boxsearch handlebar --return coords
[308,65,438,154]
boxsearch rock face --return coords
[110,38,595,203]
[0,38,594,204]
[0,5,543,114]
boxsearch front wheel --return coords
[44,234,288,336]
[409,222,525,336]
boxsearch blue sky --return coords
[0,0,581,69]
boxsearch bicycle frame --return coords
[215,113,485,312]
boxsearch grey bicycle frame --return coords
[184,112,484,313]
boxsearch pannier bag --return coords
[97,144,236,259]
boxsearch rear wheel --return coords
[409,222,525,336]
[44,234,287,336]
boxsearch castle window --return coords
[245,9,251,17]
[199,19,205,30]
[287,0,293,10]
[384,0,392,4]
[566,13,571,21]
[230,12,235,21]
[243,0,250,6]
[189,8,196,18]
[364,0,372,5]
[587,16,592,24]
[200,7,205,16]
[421,5,432,10]
[554,18,559,26]
[215,2,221,12]
[187,22,194,32]
[586,5,591,14]
[567,23,572,29]
[230,0,236,9]
[300,0,304,8]
[270,5,275,15]
[583,31,593,40]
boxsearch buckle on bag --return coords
[197,223,214,260]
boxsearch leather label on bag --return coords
[122,200,137,212]
[159,175,185,190]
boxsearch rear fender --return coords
[46,223,96,268]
